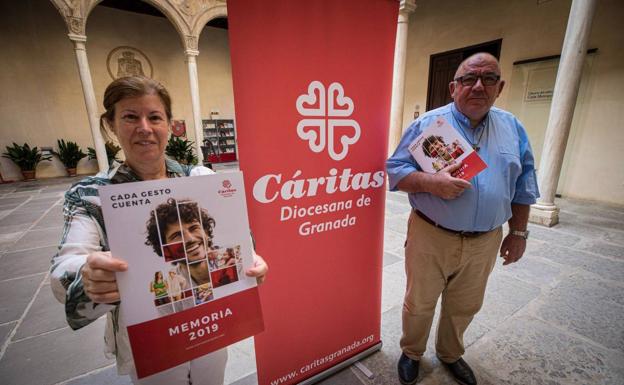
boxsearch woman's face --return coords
[109,94,169,169]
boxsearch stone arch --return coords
[138,0,193,52]
[49,1,229,53]
[47,0,226,167]
[48,0,102,36]
[191,3,228,40]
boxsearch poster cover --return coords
[171,119,187,137]
[408,117,487,180]
[100,172,264,379]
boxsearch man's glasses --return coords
[454,73,501,87]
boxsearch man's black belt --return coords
[414,209,487,238]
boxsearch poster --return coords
[228,1,398,383]
[171,119,187,137]
[408,117,487,180]
[100,172,264,379]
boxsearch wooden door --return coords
[426,53,463,111]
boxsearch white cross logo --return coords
[296,81,361,161]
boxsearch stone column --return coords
[388,0,417,155]
[69,34,109,172]
[185,51,204,163]
[530,0,597,227]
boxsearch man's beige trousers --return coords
[401,211,502,363]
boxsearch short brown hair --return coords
[100,76,172,134]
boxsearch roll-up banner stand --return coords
[228,1,398,384]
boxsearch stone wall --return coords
[0,0,234,180]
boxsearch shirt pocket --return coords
[498,141,520,158]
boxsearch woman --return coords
[50,76,268,385]
[149,271,169,305]
[223,247,237,267]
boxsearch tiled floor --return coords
[0,172,622,385]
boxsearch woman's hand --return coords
[81,251,128,303]
[246,252,268,285]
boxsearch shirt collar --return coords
[109,158,190,184]
[451,102,489,130]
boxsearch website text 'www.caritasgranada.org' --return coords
[270,334,375,385]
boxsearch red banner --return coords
[228,1,398,383]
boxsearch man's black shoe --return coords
[441,358,477,385]
[397,353,419,385]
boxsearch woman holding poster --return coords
[50,76,268,385]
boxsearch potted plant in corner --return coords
[88,141,122,165]
[166,137,198,165]
[2,142,52,180]
[53,139,86,177]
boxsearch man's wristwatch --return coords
[510,230,530,240]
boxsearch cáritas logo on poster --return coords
[218,179,237,198]
[252,81,385,236]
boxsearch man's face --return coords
[164,220,207,263]
[449,54,505,124]
[431,139,447,156]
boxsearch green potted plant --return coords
[2,142,52,180]
[88,141,122,165]
[166,137,198,165]
[53,139,86,177]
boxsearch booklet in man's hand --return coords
[408,117,487,180]
[100,171,264,379]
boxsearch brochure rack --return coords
[202,119,237,163]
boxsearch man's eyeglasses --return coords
[454,73,501,87]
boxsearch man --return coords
[207,250,219,271]
[167,269,188,301]
[145,198,216,286]
[386,53,539,385]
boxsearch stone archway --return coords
[48,0,229,168]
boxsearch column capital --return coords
[184,35,199,51]
[185,50,200,58]
[400,0,417,13]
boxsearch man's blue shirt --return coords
[386,103,539,232]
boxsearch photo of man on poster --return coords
[145,198,216,286]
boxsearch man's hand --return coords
[246,252,268,285]
[499,234,526,265]
[429,163,472,200]
[81,251,128,303]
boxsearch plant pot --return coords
[21,170,36,181]
[66,167,77,177]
